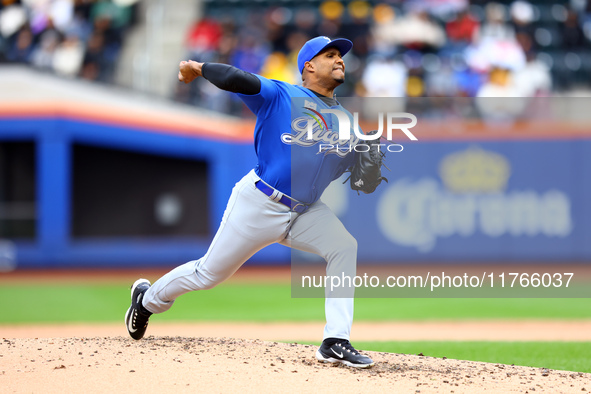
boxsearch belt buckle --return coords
[291,203,306,213]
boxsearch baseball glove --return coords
[346,139,389,194]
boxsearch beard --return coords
[331,68,345,85]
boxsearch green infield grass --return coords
[2,282,590,373]
[301,340,591,373]
[0,282,590,323]
[352,341,591,374]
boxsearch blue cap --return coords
[297,36,353,74]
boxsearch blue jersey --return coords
[238,75,357,204]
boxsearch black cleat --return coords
[125,278,152,340]
[316,339,375,368]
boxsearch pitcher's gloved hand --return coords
[348,138,389,194]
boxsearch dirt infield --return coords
[2,336,590,393]
[2,267,590,392]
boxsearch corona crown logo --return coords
[439,147,510,193]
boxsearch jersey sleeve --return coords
[237,75,282,118]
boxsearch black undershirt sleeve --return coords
[201,63,261,95]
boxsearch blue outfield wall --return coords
[343,139,591,262]
[1,116,590,268]
[0,117,290,268]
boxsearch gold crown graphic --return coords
[439,147,511,193]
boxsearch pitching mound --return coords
[2,337,590,393]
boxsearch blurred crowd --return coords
[176,0,591,115]
[0,0,138,83]
[1,0,590,116]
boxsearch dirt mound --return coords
[1,336,589,393]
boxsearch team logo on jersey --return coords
[282,113,359,158]
[304,100,317,110]
[286,100,416,155]
[303,106,328,133]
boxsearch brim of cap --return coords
[316,38,353,60]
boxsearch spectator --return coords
[185,18,222,62]
[512,52,552,96]
[80,30,106,81]
[230,28,269,74]
[7,26,33,63]
[373,9,446,52]
[30,26,61,70]
[317,0,344,38]
[446,8,480,45]
[510,1,535,34]
[0,0,136,85]
[361,54,408,98]
[562,9,586,49]
[215,18,238,64]
[369,3,396,56]
[584,0,591,35]
[476,2,515,42]
[477,67,521,97]
[64,6,93,44]
[465,37,526,73]
[342,1,372,58]
[89,1,129,82]
[476,67,528,121]
[0,2,27,39]
[292,8,317,39]
[260,51,296,84]
[52,33,84,77]
[5,0,587,113]
[465,2,527,75]
[265,7,291,54]
[425,57,460,97]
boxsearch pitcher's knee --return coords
[196,272,221,290]
[325,234,357,260]
[195,266,227,290]
[199,277,219,290]
[344,236,358,255]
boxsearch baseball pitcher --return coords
[125,36,381,368]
